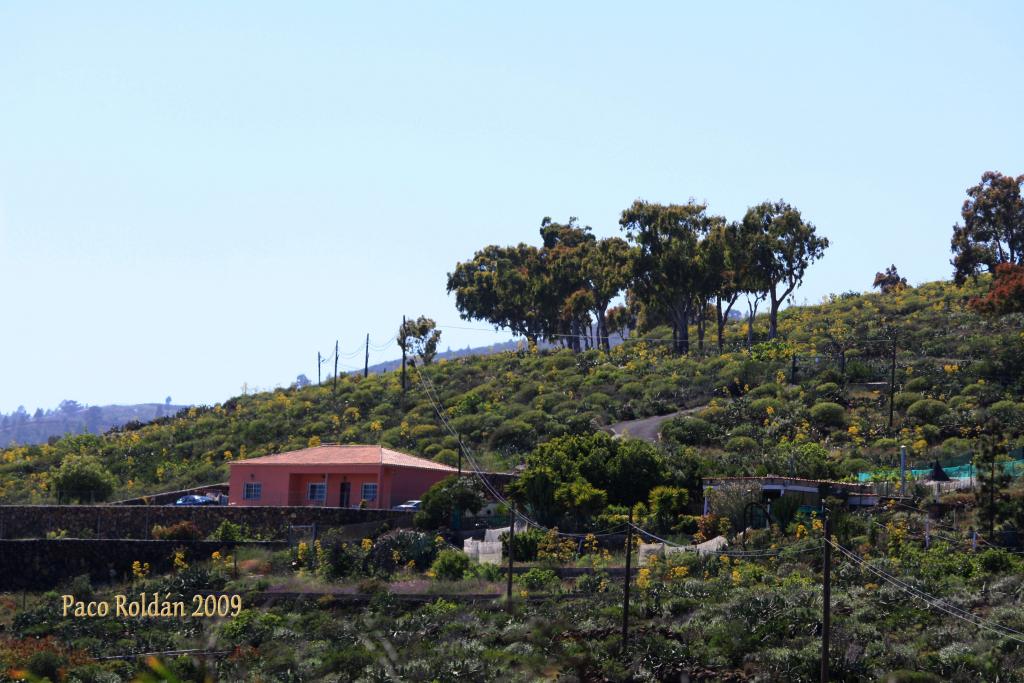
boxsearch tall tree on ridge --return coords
[620,200,713,355]
[447,243,548,345]
[741,200,828,339]
[582,235,632,351]
[951,171,1024,284]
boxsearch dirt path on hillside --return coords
[607,403,707,442]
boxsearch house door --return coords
[339,482,351,508]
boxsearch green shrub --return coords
[27,650,66,681]
[947,395,976,411]
[365,529,438,575]
[749,397,785,418]
[747,383,781,399]
[575,571,610,594]
[675,515,701,535]
[977,548,1014,573]
[466,561,505,582]
[893,392,924,412]
[986,400,1024,433]
[219,610,285,646]
[904,377,931,392]
[434,448,459,466]
[724,435,758,454]
[50,453,117,503]
[487,420,538,454]
[516,567,559,592]
[207,519,251,542]
[416,475,486,529]
[502,527,545,561]
[809,402,847,430]
[660,417,717,446]
[961,381,1002,406]
[430,549,470,581]
[906,399,948,424]
[814,382,843,402]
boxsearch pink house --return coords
[227,444,458,508]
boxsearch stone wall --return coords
[0,539,286,591]
[0,505,414,541]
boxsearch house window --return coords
[308,482,327,502]
[243,482,262,500]
[361,483,378,503]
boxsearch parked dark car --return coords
[174,495,217,506]
[393,500,421,511]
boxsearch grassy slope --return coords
[1,277,1021,503]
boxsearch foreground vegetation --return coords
[3,499,1024,682]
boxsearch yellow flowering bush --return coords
[172,549,188,573]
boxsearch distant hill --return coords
[0,401,190,446]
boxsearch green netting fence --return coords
[858,454,1024,482]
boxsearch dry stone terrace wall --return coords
[0,539,286,591]
[0,505,415,540]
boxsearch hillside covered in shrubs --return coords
[1,277,1022,508]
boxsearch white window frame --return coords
[361,482,378,502]
[307,482,327,502]
[243,482,262,500]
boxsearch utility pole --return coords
[621,506,634,654]
[364,333,370,378]
[888,335,897,431]
[506,507,516,614]
[989,452,996,541]
[332,340,339,395]
[400,315,407,409]
[317,352,321,386]
[821,510,832,683]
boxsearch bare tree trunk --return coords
[596,308,610,352]
[768,288,780,340]
[678,305,691,355]
[696,308,705,355]
[746,296,761,348]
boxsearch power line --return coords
[410,362,640,538]
[827,539,1024,644]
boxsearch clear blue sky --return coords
[2,2,1022,414]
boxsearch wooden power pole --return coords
[364,333,370,378]
[622,506,634,654]
[333,340,339,395]
[400,315,407,407]
[317,352,321,385]
[506,508,516,614]
[887,335,897,431]
[821,510,832,682]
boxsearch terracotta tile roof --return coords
[231,444,458,472]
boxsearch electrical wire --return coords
[411,362,651,538]
[629,523,822,557]
[827,538,1024,644]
